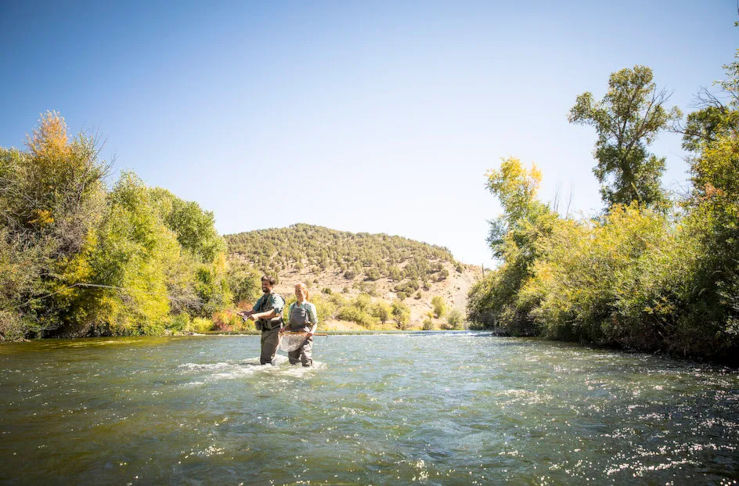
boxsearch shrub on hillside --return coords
[336,306,376,328]
[372,302,392,324]
[392,300,410,329]
[365,268,381,281]
[447,309,464,330]
[431,296,447,318]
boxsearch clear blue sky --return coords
[1,1,736,267]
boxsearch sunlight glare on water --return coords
[0,334,738,484]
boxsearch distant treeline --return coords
[468,55,739,365]
[226,224,463,286]
[0,113,262,340]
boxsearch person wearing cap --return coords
[238,275,285,365]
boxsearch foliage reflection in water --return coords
[0,334,738,484]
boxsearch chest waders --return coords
[256,293,283,365]
[289,305,312,332]
[287,304,314,367]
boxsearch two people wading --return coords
[238,276,318,367]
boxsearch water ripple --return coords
[0,335,737,484]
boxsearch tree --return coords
[0,112,109,337]
[486,157,545,258]
[422,312,434,330]
[372,301,392,324]
[354,293,372,312]
[431,296,447,318]
[150,188,226,263]
[365,268,381,281]
[391,300,410,329]
[447,308,464,329]
[470,157,559,335]
[227,262,261,306]
[569,66,681,209]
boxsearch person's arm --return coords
[249,308,278,321]
[237,297,261,320]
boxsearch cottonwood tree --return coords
[569,66,681,210]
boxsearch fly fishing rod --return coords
[280,331,328,336]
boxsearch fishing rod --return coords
[280,331,328,336]
[5,282,170,311]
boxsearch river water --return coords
[0,333,737,485]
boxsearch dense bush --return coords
[431,296,447,318]
[0,113,242,340]
[467,56,739,364]
[392,300,410,329]
[447,309,464,330]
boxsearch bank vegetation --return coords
[468,54,739,365]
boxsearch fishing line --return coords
[6,282,170,311]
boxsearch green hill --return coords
[225,224,479,329]
[226,223,462,282]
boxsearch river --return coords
[0,333,737,485]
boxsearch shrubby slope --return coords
[226,225,479,327]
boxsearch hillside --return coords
[225,224,481,328]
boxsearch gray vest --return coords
[289,304,312,332]
[256,294,283,330]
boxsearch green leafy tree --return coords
[486,157,545,256]
[431,296,447,318]
[227,263,261,306]
[150,188,225,263]
[469,157,559,335]
[422,312,434,330]
[84,172,178,334]
[0,112,109,337]
[354,293,372,312]
[391,300,410,329]
[447,308,464,330]
[365,268,381,281]
[569,66,681,209]
[372,301,392,324]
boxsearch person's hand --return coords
[247,314,258,321]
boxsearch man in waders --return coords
[238,275,285,365]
